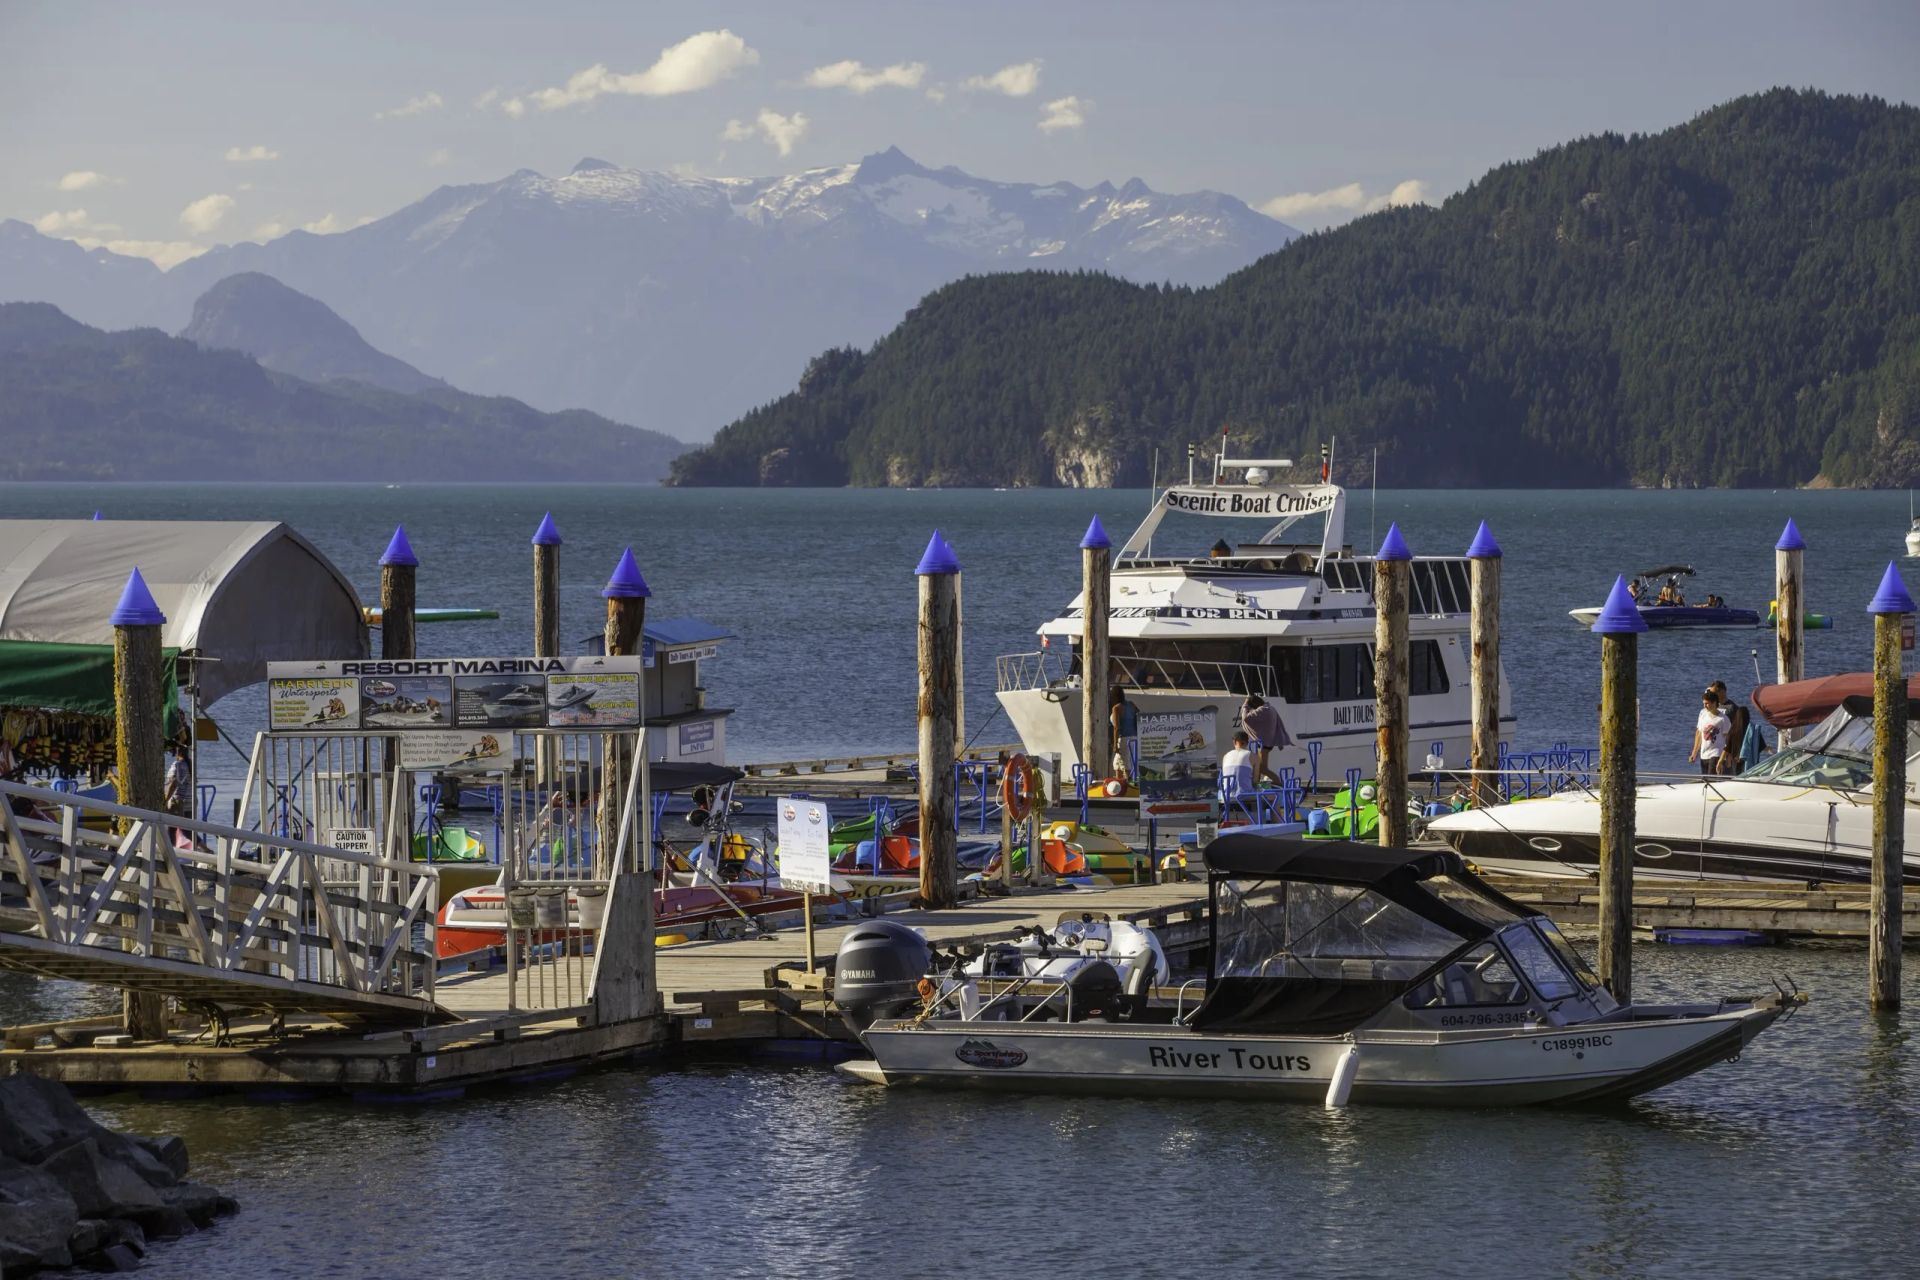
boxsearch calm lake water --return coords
[4,485,1918,1277]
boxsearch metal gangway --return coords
[0,776,444,1025]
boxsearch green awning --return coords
[0,639,182,733]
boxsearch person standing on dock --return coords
[1109,686,1138,784]
[1689,689,1730,774]
[163,736,193,845]
[1240,693,1292,786]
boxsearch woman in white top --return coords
[1688,690,1730,774]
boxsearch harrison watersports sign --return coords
[1161,484,1339,518]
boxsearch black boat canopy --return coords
[1192,835,1542,1036]
[648,762,745,793]
[1636,564,1695,578]
[1202,835,1466,885]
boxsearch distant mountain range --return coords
[0,149,1296,440]
[671,90,1920,490]
[0,288,685,482]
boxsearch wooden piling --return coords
[1591,576,1646,1001]
[598,549,649,877]
[533,513,561,658]
[110,569,169,1041]
[532,514,562,785]
[1775,518,1805,689]
[378,526,418,660]
[1080,517,1113,782]
[916,533,961,909]
[1372,525,1412,847]
[1466,522,1503,809]
[1867,563,1911,1010]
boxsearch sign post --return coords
[777,797,832,972]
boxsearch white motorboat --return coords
[1428,693,1920,885]
[996,441,1514,787]
[832,837,1799,1105]
[1907,520,1920,559]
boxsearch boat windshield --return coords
[1743,704,1919,789]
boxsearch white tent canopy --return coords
[0,520,369,704]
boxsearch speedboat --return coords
[833,836,1800,1105]
[1428,689,1920,885]
[1908,519,1920,559]
[996,439,1515,790]
[1568,566,1759,629]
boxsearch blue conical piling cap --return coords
[1375,522,1412,562]
[109,567,166,627]
[379,525,418,568]
[90,511,102,521]
[1775,518,1806,552]
[915,531,960,575]
[1080,515,1112,551]
[601,547,651,599]
[1590,575,1648,634]
[1867,561,1916,615]
[1465,520,1502,559]
[531,512,562,546]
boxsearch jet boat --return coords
[833,836,1800,1105]
[1568,565,1759,629]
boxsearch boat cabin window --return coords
[1533,920,1603,991]
[1321,559,1471,615]
[1402,942,1526,1009]
[1499,923,1583,1001]
[1270,641,1451,704]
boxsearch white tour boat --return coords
[996,447,1514,787]
[831,837,1800,1105]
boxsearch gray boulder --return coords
[39,1136,165,1218]
[0,1071,103,1163]
[134,1135,189,1183]
[0,1156,79,1271]
[67,1216,145,1267]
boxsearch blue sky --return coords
[4,0,1916,267]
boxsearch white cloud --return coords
[474,87,500,109]
[528,30,757,111]
[301,213,346,234]
[925,85,947,103]
[502,97,526,119]
[252,221,285,241]
[178,192,235,234]
[224,144,279,163]
[1258,179,1430,224]
[428,148,452,167]
[375,91,444,120]
[803,59,925,94]
[56,171,114,191]
[74,237,204,269]
[962,60,1041,97]
[720,107,809,157]
[34,209,93,234]
[1038,95,1086,133]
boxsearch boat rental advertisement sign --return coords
[1137,707,1220,800]
[267,657,644,734]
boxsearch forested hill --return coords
[671,90,1920,489]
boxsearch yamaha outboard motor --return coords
[833,919,933,1036]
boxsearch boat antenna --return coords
[1370,446,1378,552]
[1187,441,1196,485]
[1148,446,1160,558]
[1750,647,1762,686]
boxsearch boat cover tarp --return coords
[0,520,367,704]
[0,639,181,733]
[1202,835,1466,885]
[649,762,745,792]
[1752,673,1920,729]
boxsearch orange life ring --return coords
[1001,753,1037,823]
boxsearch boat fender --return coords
[1324,1044,1360,1109]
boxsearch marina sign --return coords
[266,656,643,732]
[1161,484,1340,518]
[777,797,832,893]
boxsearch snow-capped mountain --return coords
[0,149,1295,439]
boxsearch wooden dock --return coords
[1485,875,1920,939]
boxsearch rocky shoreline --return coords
[0,1073,235,1274]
